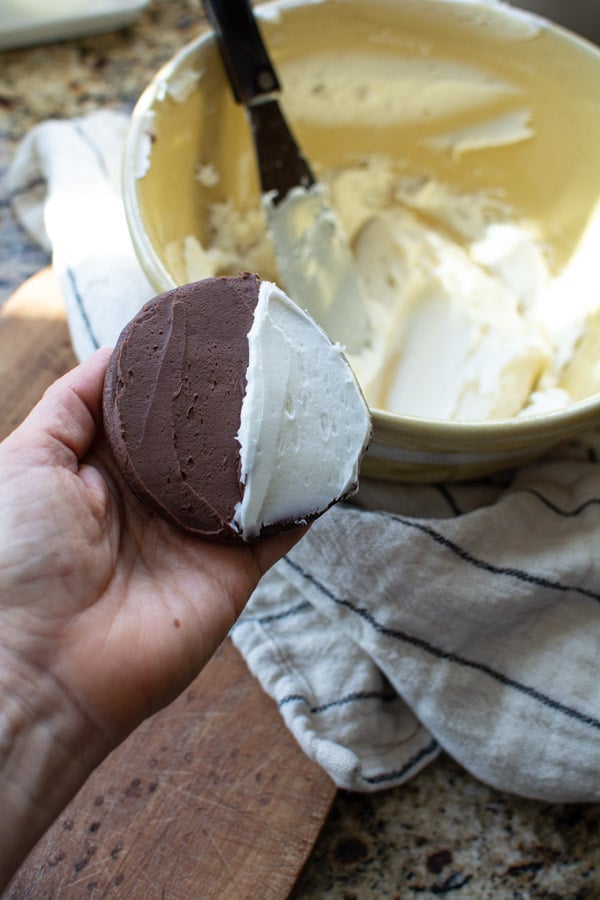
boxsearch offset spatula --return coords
[202,0,370,354]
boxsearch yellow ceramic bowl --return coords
[123,0,600,482]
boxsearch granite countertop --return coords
[1,2,599,897]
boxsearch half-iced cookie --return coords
[102,273,371,542]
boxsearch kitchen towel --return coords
[7,110,600,802]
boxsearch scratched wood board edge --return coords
[2,272,336,899]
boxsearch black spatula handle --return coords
[202,0,281,104]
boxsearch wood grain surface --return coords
[2,271,336,899]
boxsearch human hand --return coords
[0,347,302,885]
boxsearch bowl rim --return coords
[370,394,600,443]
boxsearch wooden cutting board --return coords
[2,270,336,899]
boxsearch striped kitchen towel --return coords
[8,110,600,801]
[7,110,154,359]
[231,446,600,800]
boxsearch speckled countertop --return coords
[1,2,599,897]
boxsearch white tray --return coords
[0,0,150,51]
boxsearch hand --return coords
[0,347,302,886]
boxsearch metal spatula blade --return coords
[202,0,370,354]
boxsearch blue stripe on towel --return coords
[283,556,600,733]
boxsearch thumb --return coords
[4,347,113,468]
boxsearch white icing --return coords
[264,183,370,354]
[232,281,371,540]
[133,110,155,179]
[352,210,550,420]
[195,162,219,187]
[175,157,600,422]
[280,55,522,128]
[425,108,534,157]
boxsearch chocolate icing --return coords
[103,274,259,542]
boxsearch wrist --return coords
[0,648,111,890]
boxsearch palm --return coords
[0,349,299,747]
[64,444,294,740]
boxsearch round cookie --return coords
[103,273,371,543]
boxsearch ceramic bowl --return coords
[123,0,600,481]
